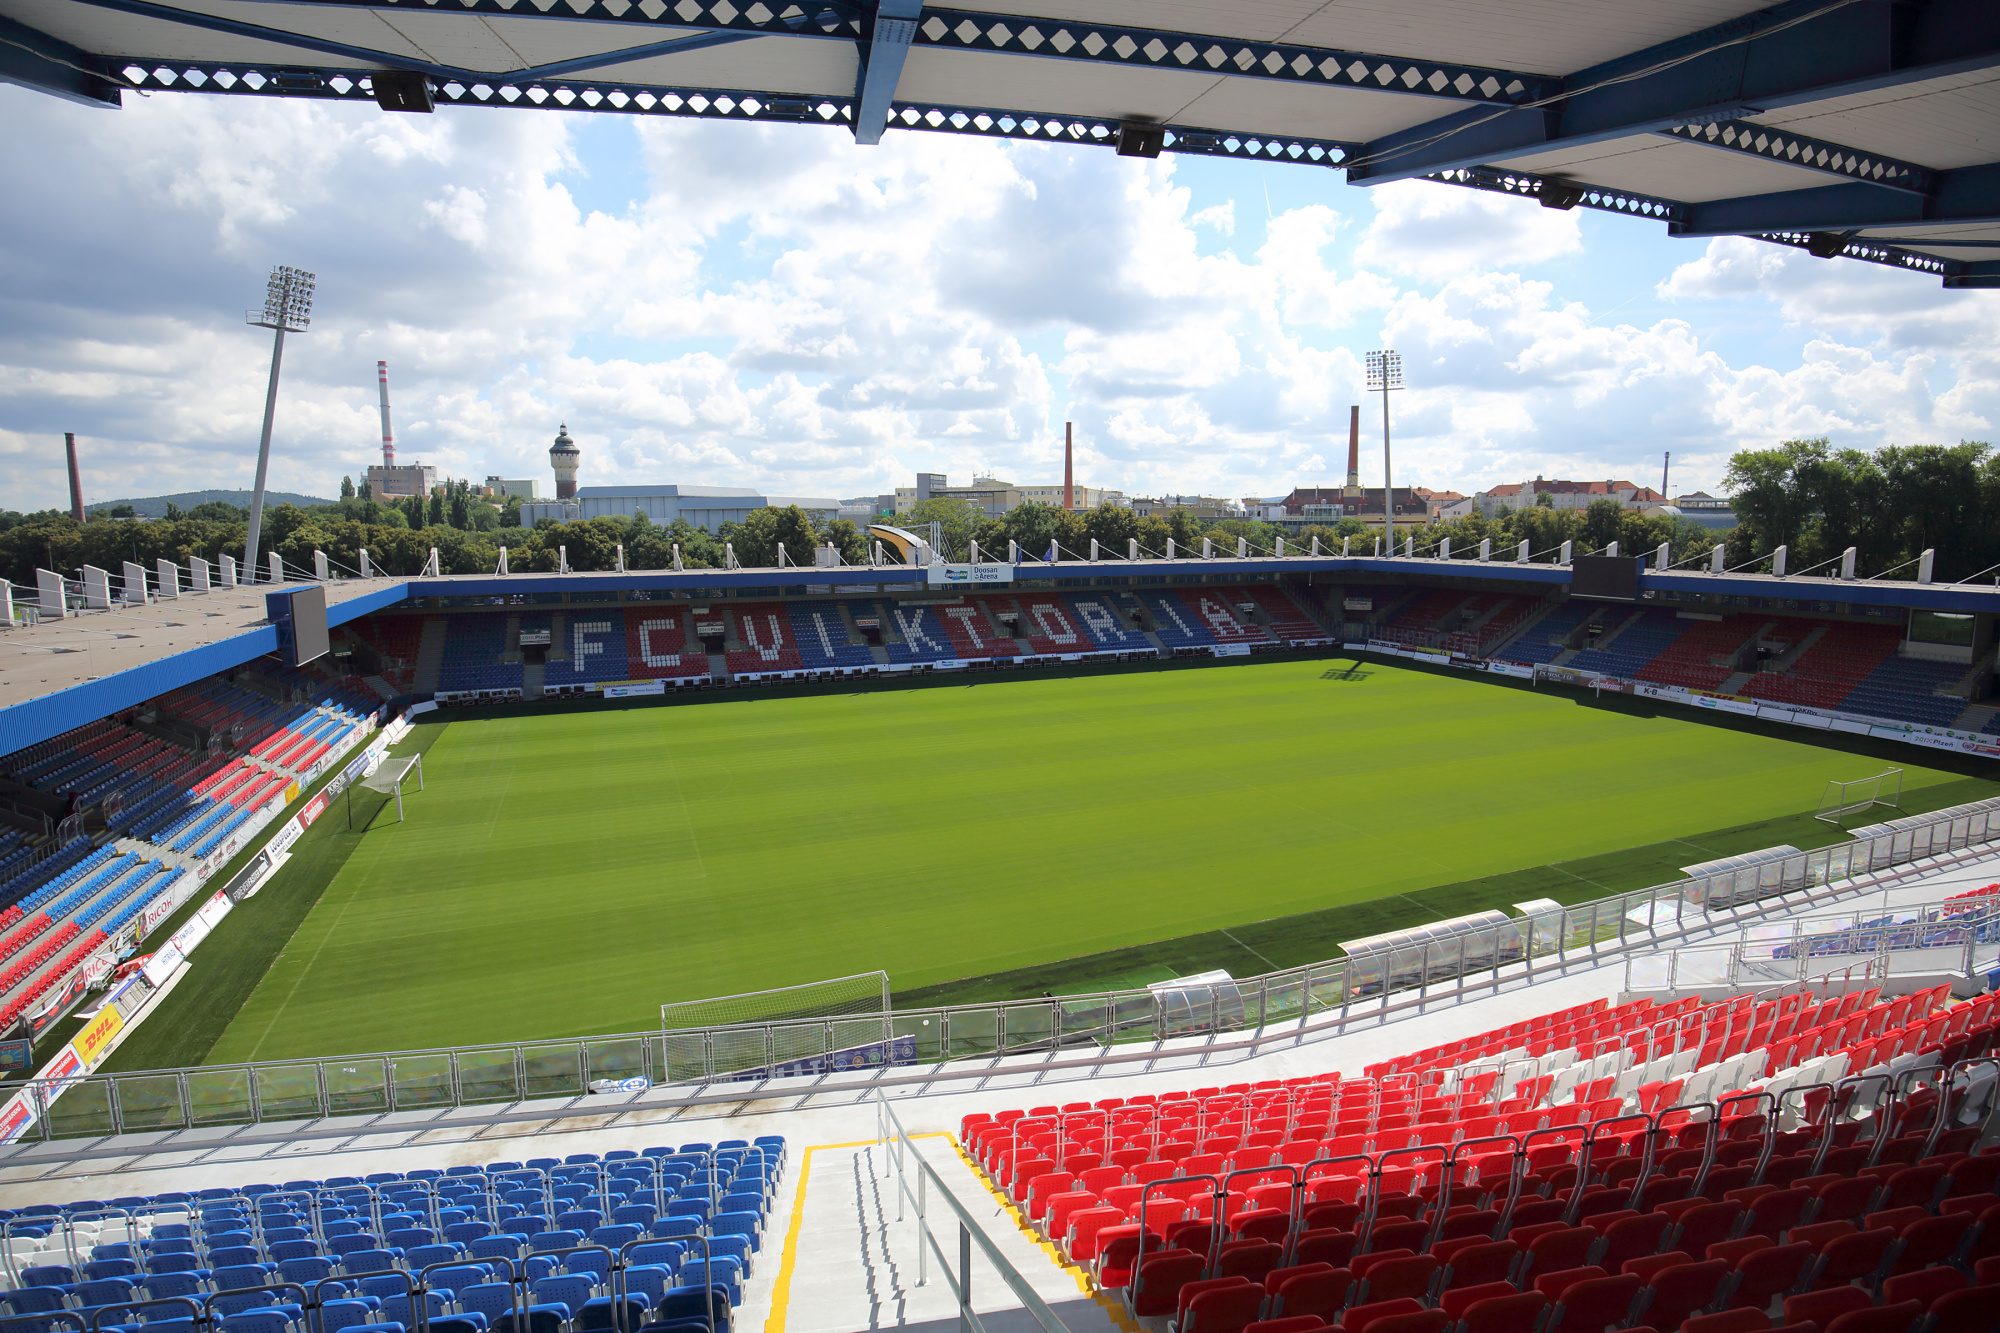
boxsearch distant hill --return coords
[86,490,335,517]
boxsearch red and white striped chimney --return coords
[377,360,395,468]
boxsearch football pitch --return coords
[149,657,1984,1066]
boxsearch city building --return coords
[1130,495,1243,520]
[364,462,438,503]
[484,477,540,499]
[1673,491,1738,530]
[1277,486,1434,531]
[1445,478,1672,519]
[892,472,1124,517]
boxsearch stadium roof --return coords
[2,0,1994,286]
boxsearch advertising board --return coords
[601,680,667,698]
[926,563,1014,586]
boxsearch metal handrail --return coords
[876,1091,1070,1332]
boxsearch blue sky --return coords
[2,87,1995,512]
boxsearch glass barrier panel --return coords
[456,1046,522,1102]
[829,1015,897,1068]
[1059,997,1115,1047]
[185,1066,257,1125]
[319,1059,390,1116]
[1305,965,1345,1015]
[387,1052,455,1109]
[704,1029,769,1081]
[1261,972,1305,1024]
[108,1073,186,1132]
[946,1007,1000,1060]
[892,1012,946,1065]
[519,1042,586,1097]
[765,1020,834,1071]
[1001,1002,1056,1053]
[43,1078,115,1139]
[1626,955,1672,990]
[253,1062,325,1119]
[658,1034,706,1085]
[583,1037,648,1086]
[1108,992,1159,1045]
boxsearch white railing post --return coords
[122,561,148,605]
[219,554,238,586]
[1771,544,1787,576]
[1128,538,1138,560]
[189,556,211,592]
[1090,538,1099,562]
[268,551,284,584]
[313,550,329,581]
[1711,545,1725,574]
[496,546,509,575]
[1478,538,1490,562]
[675,543,685,571]
[1840,546,1856,580]
[1918,549,1934,583]
[1202,537,1212,559]
[616,544,626,574]
[359,548,372,578]
[37,569,68,619]
[1518,539,1530,562]
[1559,540,1572,564]
[1655,542,1669,572]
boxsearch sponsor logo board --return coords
[69,1005,124,1068]
[601,680,667,698]
[926,563,1014,586]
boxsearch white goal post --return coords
[1816,767,1903,823]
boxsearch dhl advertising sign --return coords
[69,1004,125,1068]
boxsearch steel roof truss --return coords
[851,0,917,144]
[1670,162,2000,236]
[1347,0,2000,186]
[1660,118,1933,196]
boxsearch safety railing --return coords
[876,1092,1070,1332]
[7,795,2000,1146]
[1627,893,2000,991]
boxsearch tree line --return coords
[5,437,1989,590]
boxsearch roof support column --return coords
[852,0,921,145]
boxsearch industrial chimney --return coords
[1063,421,1074,511]
[64,433,84,521]
[377,361,395,468]
[1343,405,1361,496]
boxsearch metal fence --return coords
[10,795,2000,1145]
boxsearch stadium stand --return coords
[1743,622,1904,712]
[723,604,805,677]
[1638,617,1759,693]
[1174,590,1270,646]
[1565,609,1689,679]
[552,617,639,686]
[625,607,710,681]
[1374,589,1468,648]
[881,602,958,664]
[1840,655,1971,728]
[928,600,1016,659]
[0,1137,789,1323]
[1495,602,1598,668]
[787,603,873,669]
[1065,594,1151,651]
[435,616,522,698]
[344,615,422,693]
[1245,586,1329,645]
[1139,592,1219,650]
[961,982,2000,1332]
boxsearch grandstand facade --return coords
[3,549,2000,1332]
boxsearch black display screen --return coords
[1571,555,1642,601]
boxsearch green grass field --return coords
[138,655,1987,1067]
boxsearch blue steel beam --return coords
[1658,119,1933,196]
[62,0,759,85]
[1345,0,2000,186]
[0,13,125,106]
[1670,162,2000,236]
[851,0,919,145]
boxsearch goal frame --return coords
[1816,767,1903,823]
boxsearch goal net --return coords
[1816,768,1903,823]
[660,970,889,1033]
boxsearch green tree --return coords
[449,487,472,530]
[721,505,824,568]
[402,495,426,530]
[340,475,356,500]
[187,501,246,523]
[427,492,445,527]
[821,518,870,566]
[896,497,984,561]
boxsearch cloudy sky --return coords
[2,85,1996,512]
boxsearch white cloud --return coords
[1355,179,1582,279]
[1,85,1996,516]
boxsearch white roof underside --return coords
[4,0,1991,275]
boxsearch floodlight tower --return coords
[244,265,315,582]
[1366,350,1403,555]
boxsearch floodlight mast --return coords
[244,266,315,583]
[1366,350,1403,555]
